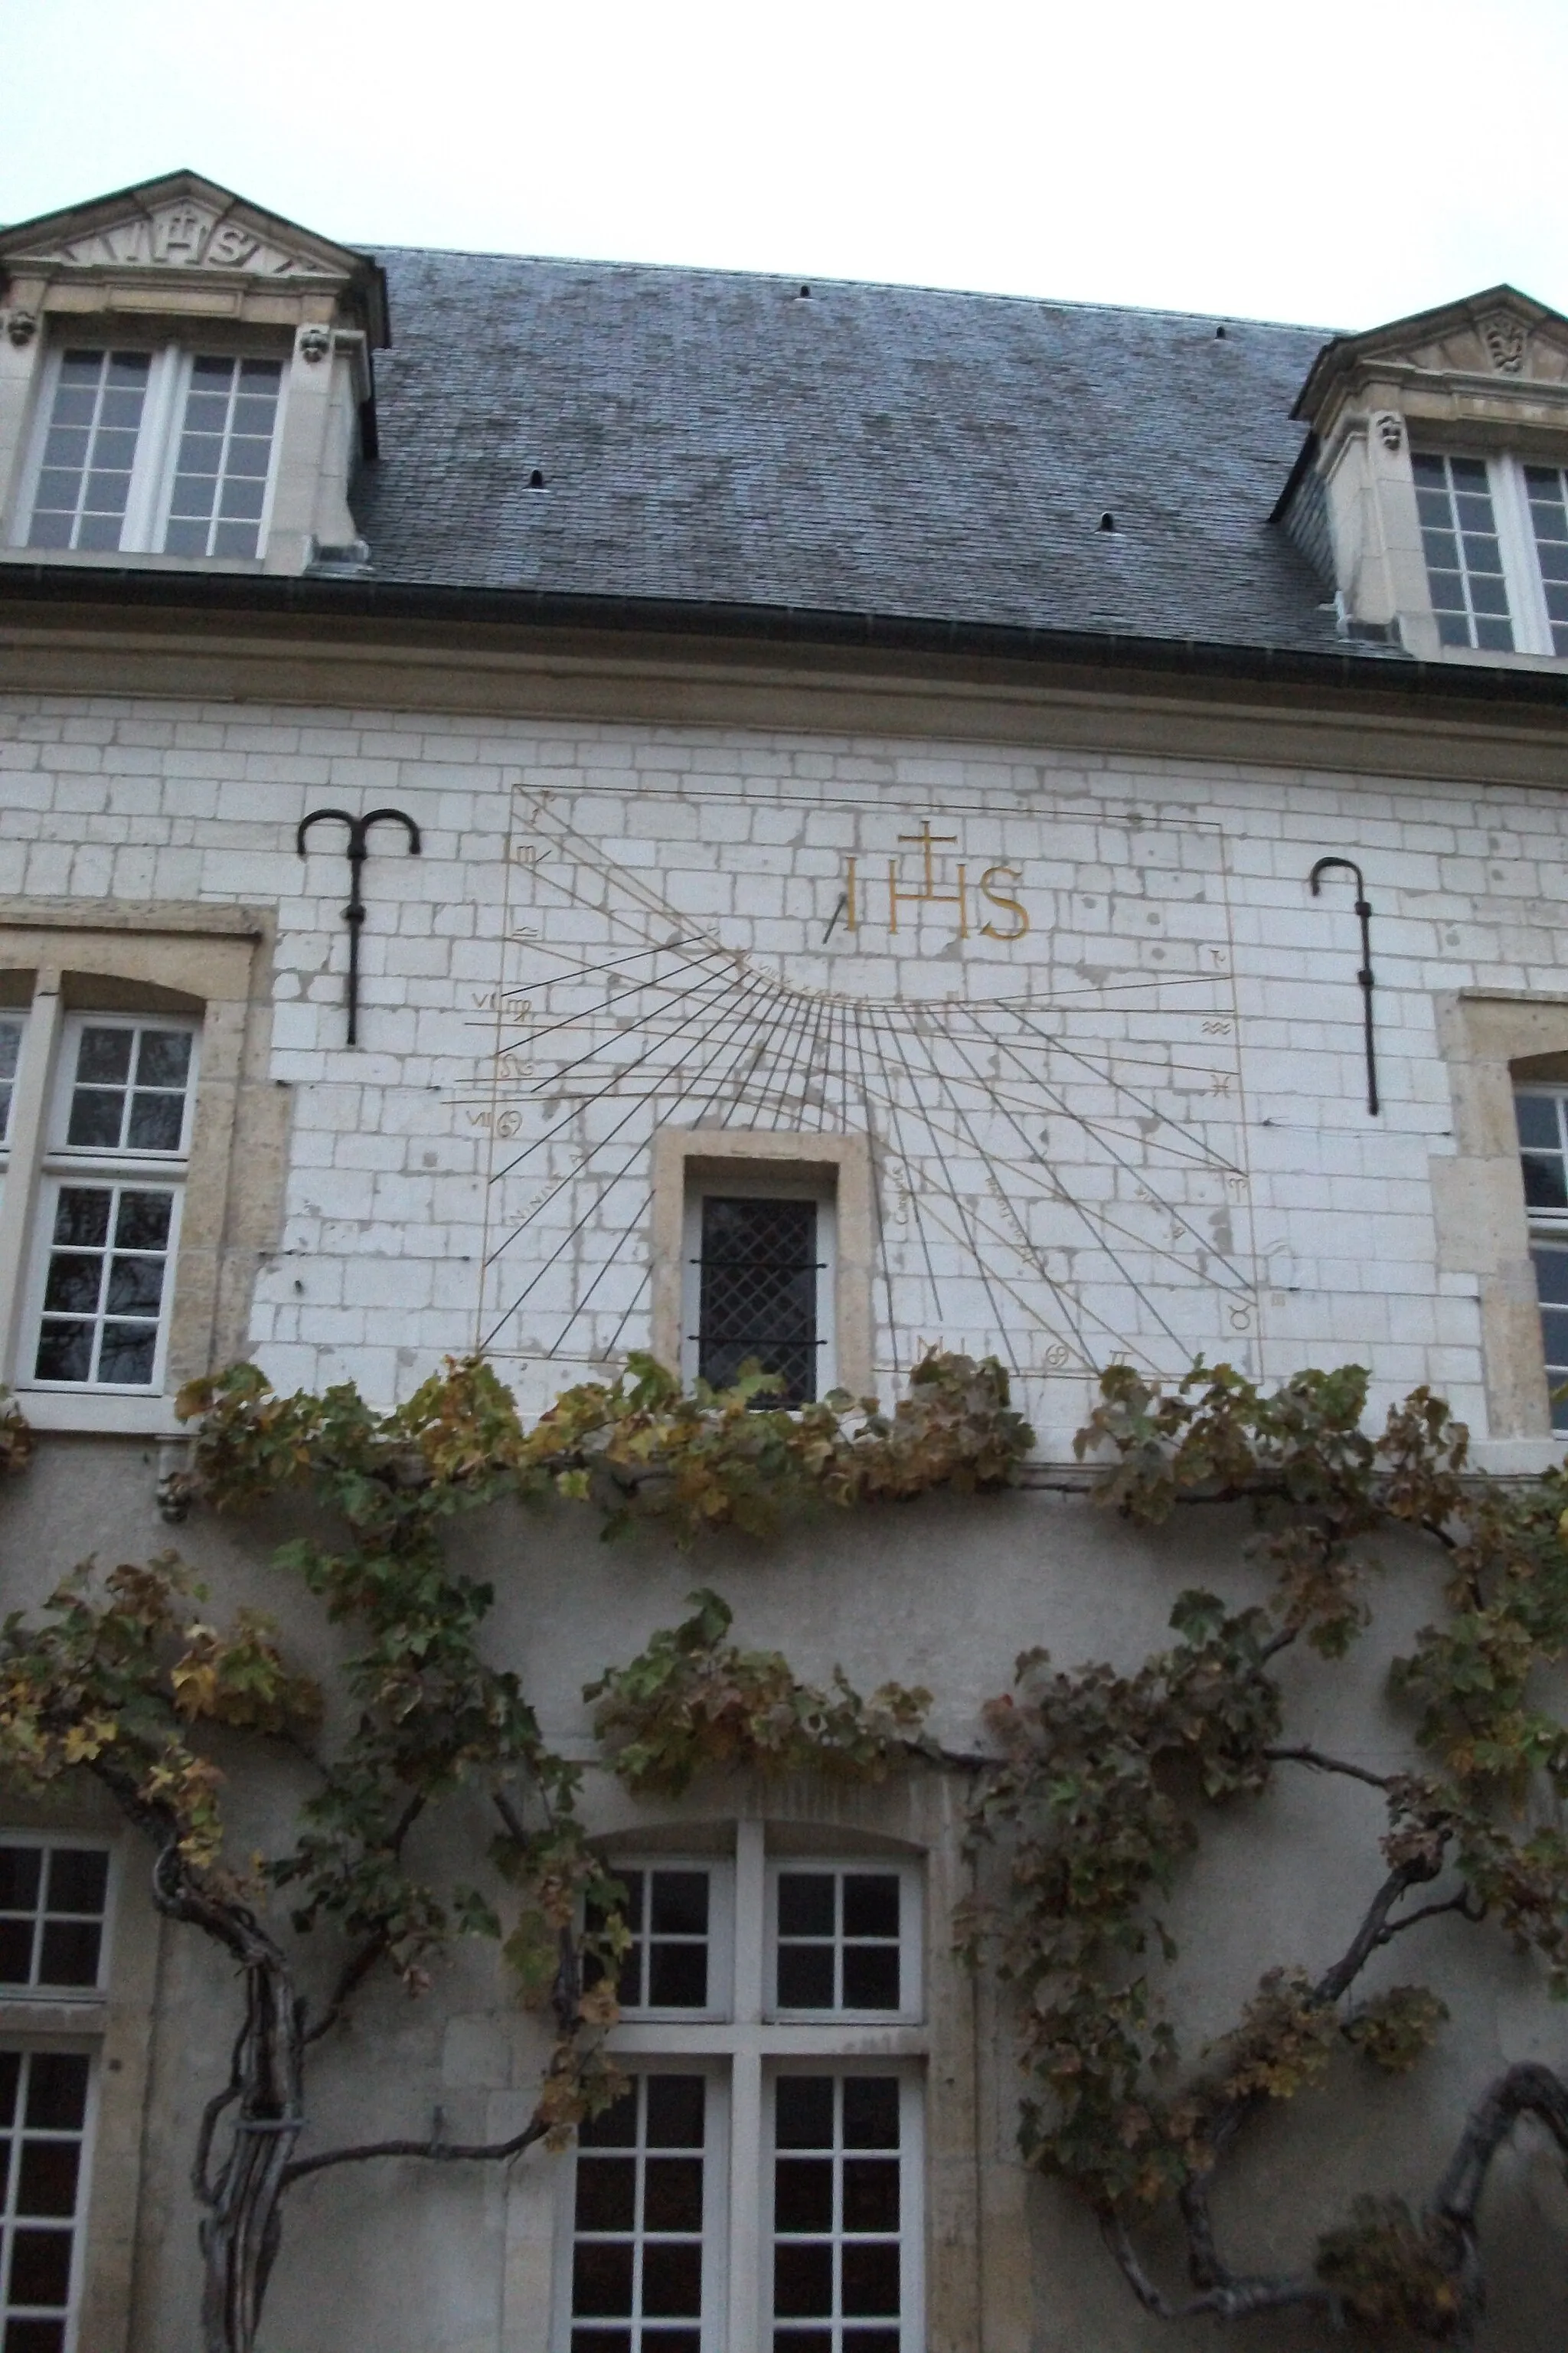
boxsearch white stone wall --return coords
[5,691,1566,1443]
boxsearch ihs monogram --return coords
[829,820,1028,943]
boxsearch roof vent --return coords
[798,284,812,299]
[1097,511,1116,532]
[529,468,546,490]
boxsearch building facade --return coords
[5,172,1568,2351]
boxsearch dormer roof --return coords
[0,169,388,343]
[1293,285,1568,427]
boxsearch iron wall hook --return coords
[1308,854,1379,1116]
[296,806,423,1047]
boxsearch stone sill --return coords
[15,1390,188,1437]
[0,1995,106,2038]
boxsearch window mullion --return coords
[1491,457,1553,656]
[727,1821,767,2352]
[0,976,61,1387]
[122,345,182,554]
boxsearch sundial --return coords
[452,779,1258,1423]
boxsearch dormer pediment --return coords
[1295,286,1568,431]
[0,171,387,343]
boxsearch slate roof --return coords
[353,250,1352,656]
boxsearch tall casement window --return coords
[0,2049,95,2353]
[1413,450,1568,657]
[1515,1089,1568,1427]
[24,1018,196,1392]
[1,1837,113,2353]
[558,1830,924,2351]
[1412,453,1514,650]
[683,1187,837,1405]
[19,345,284,560]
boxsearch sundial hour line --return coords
[482,965,780,1265]
[486,960,775,1185]
[495,969,828,1355]
[929,1020,1253,1308]
[974,1019,1252,1293]
[485,943,733,1063]
[862,1000,1148,1365]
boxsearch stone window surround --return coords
[5,333,290,567]
[0,308,373,580]
[0,1801,159,2353]
[649,1129,876,1402]
[506,1773,1024,2353]
[0,900,283,1435]
[1434,988,1568,1453]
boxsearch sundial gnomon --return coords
[456,782,1257,1420]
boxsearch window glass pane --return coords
[593,1868,712,2013]
[35,1182,175,1387]
[697,1197,821,1404]
[771,2077,906,2350]
[1411,452,1515,652]
[776,1871,903,2014]
[0,1847,109,1992]
[27,350,149,552]
[161,356,280,560]
[570,2076,706,2348]
[64,1024,192,1157]
[0,2046,92,2350]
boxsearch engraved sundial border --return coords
[456,777,1260,1427]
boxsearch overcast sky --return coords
[4,0,1566,333]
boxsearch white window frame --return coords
[16,1011,198,1401]
[680,1175,839,1399]
[563,1825,926,2352]
[766,1859,923,2027]
[1414,449,1568,659]
[10,338,287,562]
[0,2041,101,2353]
[551,2060,730,2353]
[763,2062,924,2353]
[1515,1085,1568,1429]
[600,1857,737,2026]
[0,1835,117,2002]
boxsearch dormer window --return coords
[1412,450,1568,659]
[1290,287,1568,663]
[24,345,283,560]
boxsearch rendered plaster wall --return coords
[3,1436,1568,2352]
[4,691,1568,1458]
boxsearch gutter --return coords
[2,560,1568,717]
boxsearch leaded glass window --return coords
[695,1198,822,1404]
